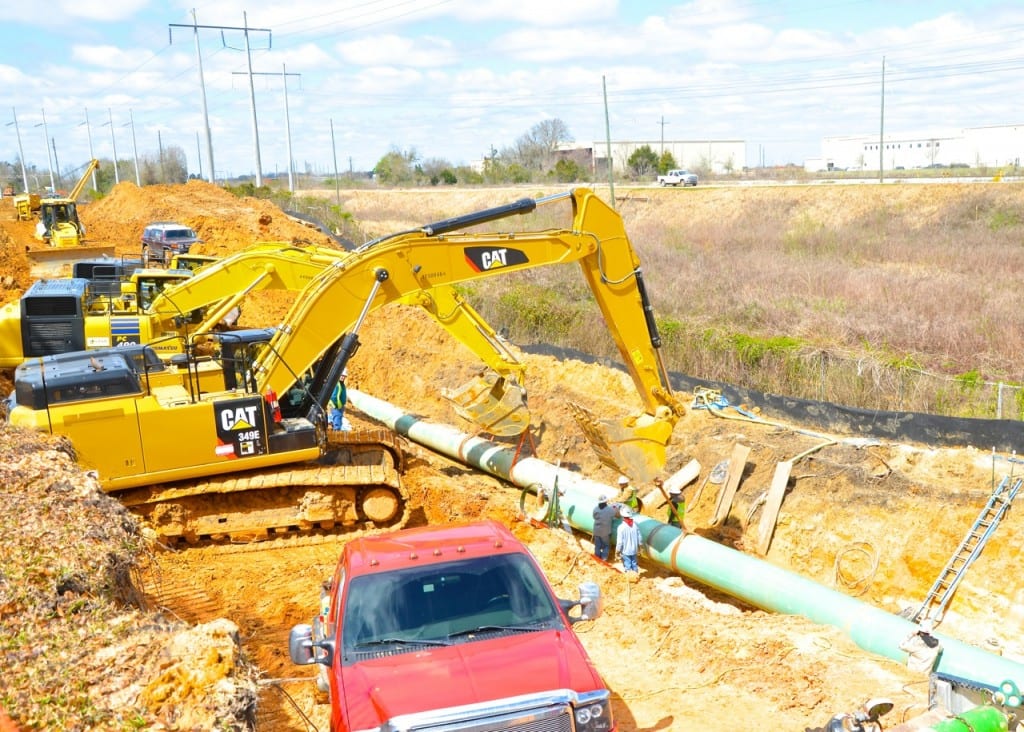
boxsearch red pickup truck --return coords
[289,519,615,732]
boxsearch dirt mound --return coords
[81,180,340,258]
[0,425,256,730]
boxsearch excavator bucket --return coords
[443,371,531,437]
[569,402,671,483]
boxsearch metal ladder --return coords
[913,475,1022,624]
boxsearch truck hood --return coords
[340,629,603,729]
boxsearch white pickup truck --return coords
[657,169,698,186]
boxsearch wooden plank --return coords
[711,443,750,526]
[639,459,701,509]
[756,460,794,556]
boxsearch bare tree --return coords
[504,118,574,172]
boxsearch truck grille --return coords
[398,701,573,732]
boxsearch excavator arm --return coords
[69,159,100,201]
[250,188,683,479]
[146,242,530,434]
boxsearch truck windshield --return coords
[341,553,564,659]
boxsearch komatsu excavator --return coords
[8,188,684,543]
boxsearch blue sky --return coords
[1,0,1022,182]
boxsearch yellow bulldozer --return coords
[23,159,116,274]
[34,159,100,247]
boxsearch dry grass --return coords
[364,182,1024,418]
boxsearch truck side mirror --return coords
[289,624,335,667]
[561,581,603,624]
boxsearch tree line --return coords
[371,119,688,187]
[1,146,189,196]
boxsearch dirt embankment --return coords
[1,181,1022,731]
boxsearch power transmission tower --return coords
[171,12,271,185]
[233,66,300,192]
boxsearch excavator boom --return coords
[251,188,683,478]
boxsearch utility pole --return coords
[38,109,55,193]
[603,75,615,207]
[658,116,669,156]
[281,63,294,192]
[196,131,203,180]
[105,108,120,184]
[81,109,98,191]
[158,129,165,182]
[169,10,219,183]
[51,136,61,191]
[879,56,885,183]
[220,12,272,186]
[126,109,141,186]
[330,117,340,207]
[234,65,299,191]
[8,107,29,193]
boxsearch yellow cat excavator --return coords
[8,188,684,543]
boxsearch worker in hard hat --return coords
[616,506,642,574]
[616,475,644,514]
[666,484,685,529]
[329,370,350,431]
[898,619,942,673]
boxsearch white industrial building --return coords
[806,124,1024,172]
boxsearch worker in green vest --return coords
[666,485,685,528]
[329,370,349,431]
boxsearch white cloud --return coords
[6,0,147,24]
[70,44,162,71]
[335,34,458,67]
[446,0,618,27]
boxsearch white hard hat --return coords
[620,507,633,518]
[919,619,935,634]
[669,486,682,495]
[598,494,609,503]
[617,475,629,486]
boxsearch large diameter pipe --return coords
[349,390,1024,692]
[929,706,1008,731]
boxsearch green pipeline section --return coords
[349,389,1024,697]
[929,706,1008,731]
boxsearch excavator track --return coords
[117,428,410,546]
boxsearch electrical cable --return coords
[833,541,879,596]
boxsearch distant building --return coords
[809,124,1024,171]
[473,139,747,176]
[588,140,745,175]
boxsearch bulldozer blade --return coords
[26,245,118,278]
[443,371,531,437]
[569,401,671,482]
